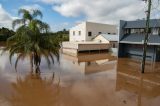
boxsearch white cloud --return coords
[0,4,17,29]
[40,0,68,4]
[20,4,43,11]
[40,0,160,24]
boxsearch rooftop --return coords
[122,19,160,28]
[100,34,119,41]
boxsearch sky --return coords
[0,0,160,32]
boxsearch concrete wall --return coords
[86,22,117,41]
[70,22,117,42]
[78,44,111,51]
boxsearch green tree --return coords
[0,27,15,41]
[3,9,60,73]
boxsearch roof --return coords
[120,34,160,45]
[99,34,119,41]
[70,21,117,30]
[123,19,160,28]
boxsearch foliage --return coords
[3,9,60,73]
[0,27,15,41]
[49,29,69,43]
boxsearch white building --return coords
[69,21,117,42]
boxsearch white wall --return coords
[69,22,86,42]
[69,22,117,42]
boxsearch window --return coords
[79,31,81,36]
[113,43,115,48]
[88,32,92,36]
[124,29,130,35]
[140,29,145,33]
[98,32,102,34]
[130,28,145,34]
[73,31,75,36]
[152,28,159,35]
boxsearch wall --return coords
[119,44,157,61]
[69,22,117,42]
[69,22,86,42]
[86,22,117,41]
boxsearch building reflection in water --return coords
[62,52,117,75]
[116,58,160,106]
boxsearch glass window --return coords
[79,31,81,36]
[73,31,75,36]
[88,32,92,36]
[98,32,102,34]
[152,28,159,35]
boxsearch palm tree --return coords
[3,9,60,73]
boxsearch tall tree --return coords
[3,9,60,73]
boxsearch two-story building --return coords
[118,19,160,61]
[63,21,118,56]
[69,21,117,42]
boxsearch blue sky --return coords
[0,0,83,31]
[0,0,159,32]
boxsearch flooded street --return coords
[0,48,160,106]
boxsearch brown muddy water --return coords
[0,46,160,106]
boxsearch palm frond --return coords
[18,9,32,21]
[33,19,50,33]
[32,10,43,19]
[12,19,25,29]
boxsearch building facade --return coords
[118,19,160,61]
[69,22,117,42]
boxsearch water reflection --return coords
[5,73,59,106]
[0,49,160,106]
[62,52,117,75]
[117,58,160,106]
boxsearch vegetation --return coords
[3,9,60,73]
[50,29,69,43]
[0,27,15,41]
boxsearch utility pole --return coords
[141,0,152,73]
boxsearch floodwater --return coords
[0,46,160,106]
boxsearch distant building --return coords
[118,19,160,61]
[69,21,117,42]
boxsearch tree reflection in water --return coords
[6,69,60,106]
